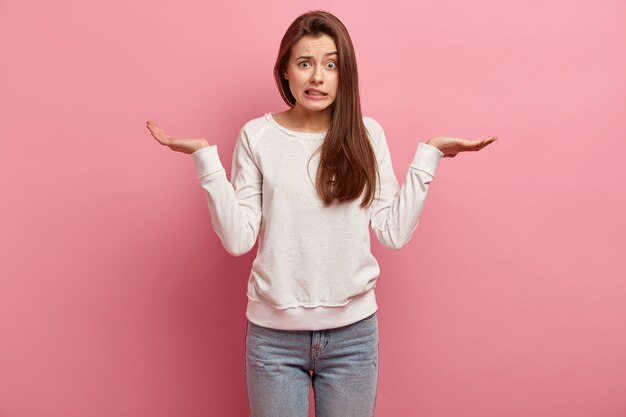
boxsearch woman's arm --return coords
[146,120,263,256]
[368,122,497,250]
[190,128,263,256]
[368,123,444,250]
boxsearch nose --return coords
[311,64,324,83]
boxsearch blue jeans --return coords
[245,311,379,417]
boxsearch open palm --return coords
[427,136,498,158]
[146,120,209,154]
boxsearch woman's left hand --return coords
[426,136,498,158]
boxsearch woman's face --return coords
[284,34,339,112]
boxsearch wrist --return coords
[194,141,210,152]
[425,139,439,150]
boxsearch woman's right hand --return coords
[146,120,210,154]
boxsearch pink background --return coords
[1,0,625,416]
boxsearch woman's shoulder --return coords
[362,115,382,129]
[241,113,272,133]
[362,115,384,143]
[234,113,276,149]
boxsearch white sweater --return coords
[191,112,444,330]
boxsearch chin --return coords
[299,100,336,112]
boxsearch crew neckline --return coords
[265,112,328,140]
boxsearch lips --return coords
[305,88,327,96]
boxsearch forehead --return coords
[290,34,337,58]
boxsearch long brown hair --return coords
[273,10,378,209]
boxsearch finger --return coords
[464,139,486,149]
[474,137,495,146]
[147,121,164,134]
[463,142,486,152]
[482,137,498,146]
[457,138,475,148]
[151,127,170,144]
[484,136,498,144]
[474,138,496,151]
[149,128,169,145]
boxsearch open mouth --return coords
[305,90,328,97]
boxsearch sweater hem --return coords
[245,288,379,331]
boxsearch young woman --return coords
[146,9,496,417]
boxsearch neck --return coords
[287,104,333,131]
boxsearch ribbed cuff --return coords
[190,145,224,177]
[410,142,444,177]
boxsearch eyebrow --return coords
[296,52,338,59]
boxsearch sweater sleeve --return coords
[369,124,444,250]
[190,127,263,256]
